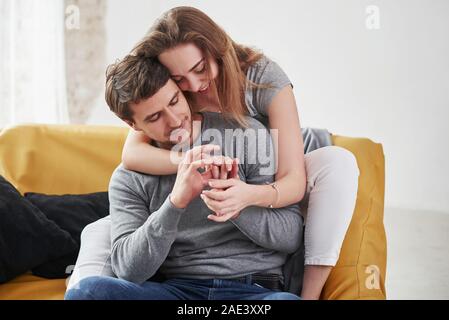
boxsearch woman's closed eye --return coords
[194,63,206,74]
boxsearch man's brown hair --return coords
[105,55,171,123]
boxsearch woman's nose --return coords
[186,77,202,92]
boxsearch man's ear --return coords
[124,120,141,131]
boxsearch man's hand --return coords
[170,145,237,209]
[170,145,216,208]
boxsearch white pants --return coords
[66,216,113,290]
[300,146,359,266]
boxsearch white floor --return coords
[384,207,449,300]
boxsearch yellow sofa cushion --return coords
[0,125,386,300]
[0,273,66,300]
[0,124,128,195]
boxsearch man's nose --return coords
[166,108,182,127]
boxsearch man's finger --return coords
[201,166,213,184]
[189,159,208,170]
[187,145,221,163]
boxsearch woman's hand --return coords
[206,207,241,222]
[206,157,239,180]
[200,177,255,222]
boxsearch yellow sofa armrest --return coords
[321,135,387,299]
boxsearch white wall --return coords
[88,0,449,214]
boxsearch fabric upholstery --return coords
[0,176,77,283]
[0,124,386,299]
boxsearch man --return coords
[65,55,302,300]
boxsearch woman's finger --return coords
[207,211,239,223]
[200,194,222,212]
[208,178,236,189]
[224,157,233,172]
[230,158,239,178]
[212,165,220,179]
[202,189,228,201]
[220,163,227,180]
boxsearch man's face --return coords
[127,79,192,147]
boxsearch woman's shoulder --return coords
[246,55,290,86]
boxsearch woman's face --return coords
[158,43,219,96]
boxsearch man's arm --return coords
[110,147,220,284]
[109,167,185,284]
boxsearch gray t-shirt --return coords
[245,56,292,128]
[245,56,332,152]
[109,112,303,284]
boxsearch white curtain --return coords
[0,0,68,127]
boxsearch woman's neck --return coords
[192,91,221,113]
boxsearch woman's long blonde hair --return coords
[131,6,264,127]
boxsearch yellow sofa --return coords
[0,124,387,300]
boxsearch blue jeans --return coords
[65,276,300,300]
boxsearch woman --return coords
[122,6,359,299]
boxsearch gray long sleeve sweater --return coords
[109,112,303,284]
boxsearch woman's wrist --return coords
[247,184,277,208]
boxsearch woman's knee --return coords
[306,146,359,181]
[325,146,359,176]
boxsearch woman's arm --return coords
[252,85,307,207]
[121,129,179,175]
[202,85,306,214]
[203,85,307,212]
[122,129,225,176]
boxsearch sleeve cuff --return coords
[151,195,185,230]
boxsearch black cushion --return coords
[0,176,77,283]
[24,192,110,278]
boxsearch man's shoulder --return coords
[111,163,157,181]
[110,164,161,195]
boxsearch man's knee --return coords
[64,276,113,300]
[263,291,301,300]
